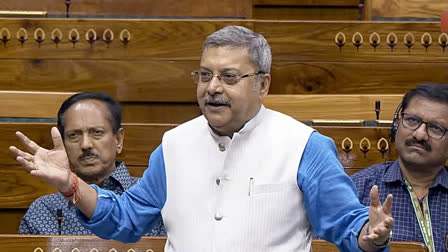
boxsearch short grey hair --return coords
[203,25,272,73]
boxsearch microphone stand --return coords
[65,0,71,18]
[57,209,63,235]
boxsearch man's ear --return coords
[115,128,124,154]
[259,73,271,100]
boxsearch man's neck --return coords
[399,159,443,199]
[76,164,117,187]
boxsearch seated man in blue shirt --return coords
[11,26,393,252]
[352,84,448,252]
[19,92,165,236]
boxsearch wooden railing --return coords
[0,235,428,252]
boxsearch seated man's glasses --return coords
[401,112,448,139]
[191,70,265,85]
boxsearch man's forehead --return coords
[64,100,112,127]
[200,46,254,70]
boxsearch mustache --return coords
[79,149,99,160]
[405,138,432,152]
[203,95,230,106]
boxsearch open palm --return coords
[10,127,72,192]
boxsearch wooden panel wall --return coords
[370,0,447,19]
[0,91,403,123]
[0,235,167,251]
[252,0,360,20]
[0,235,428,252]
[0,0,252,18]
[0,19,445,104]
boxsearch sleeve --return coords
[297,131,370,252]
[19,211,33,234]
[78,144,167,243]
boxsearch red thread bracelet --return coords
[61,172,81,204]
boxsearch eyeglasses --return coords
[191,70,265,85]
[401,112,448,139]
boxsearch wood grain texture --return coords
[122,102,201,123]
[253,0,359,6]
[0,19,251,60]
[371,0,447,19]
[0,91,74,118]
[0,210,23,233]
[0,235,167,251]
[316,126,398,170]
[0,60,199,102]
[0,92,407,122]
[269,62,448,95]
[0,19,444,62]
[0,235,428,251]
[0,0,252,18]
[253,7,359,20]
[263,94,403,121]
[0,60,445,104]
[0,91,201,122]
[256,21,447,62]
[312,240,427,252]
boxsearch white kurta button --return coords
[218,143,225,152]
[216,177,221,186]
[214,212,223,221]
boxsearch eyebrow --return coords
[199,66,241,73]
[405,113,448,128]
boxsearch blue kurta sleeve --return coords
[297,132,371,252]
[78,144,167,243]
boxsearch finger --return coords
[382,194,393,215]
[385,217,395,226]
[362,233,379,241]
[16,156,37,172]
[369,185,380,207]
[9,146,34,161]
[50,127,65,151]
[15,131,40,155]
[371,226,389,235]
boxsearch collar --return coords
[207,105,266,139]
[383,160,448,190]
[106,161,135,191]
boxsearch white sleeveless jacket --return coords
[161,106,314,252]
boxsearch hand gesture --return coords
[9,127,72,192]
[362,185,394,246]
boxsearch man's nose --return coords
[206,75,223,94]
[80,135,93,149]
[412,123,429,141]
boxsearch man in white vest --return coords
[11,25,393,252]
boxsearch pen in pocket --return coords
[248,177,254,196]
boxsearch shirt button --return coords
[214,212,223,221]
[216,177,221,186]
[218,143,225,152]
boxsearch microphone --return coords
[375,100,381,121]
[65,0,71,18]
[57,208,63,235]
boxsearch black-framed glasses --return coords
[191,70,265,85]
[401,112,448,139]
